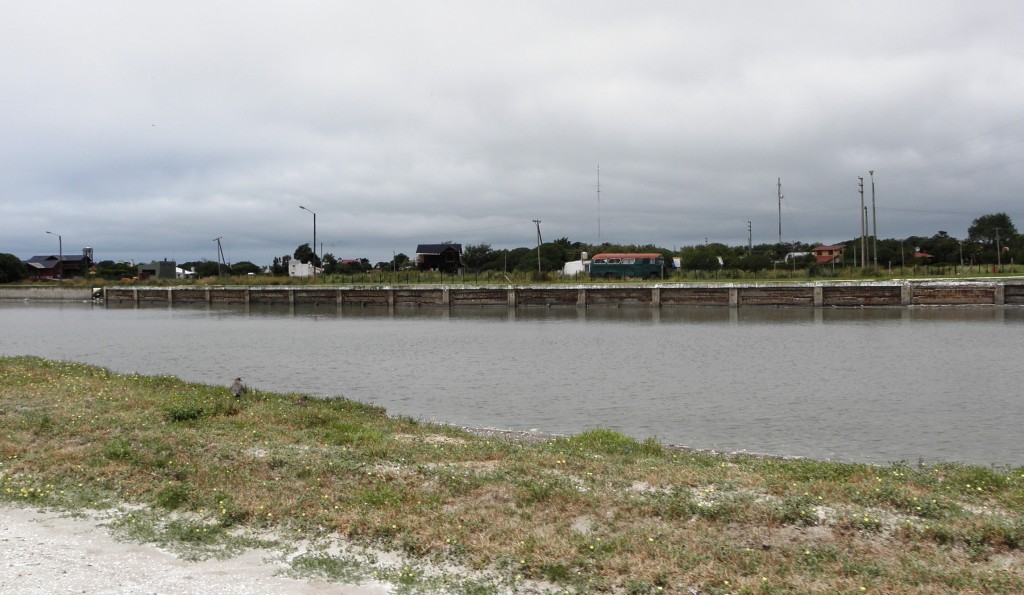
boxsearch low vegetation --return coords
[2,356,1023,593]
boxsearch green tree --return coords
[270,256,289,276]
[462,244,494,270]
[321,253,338,274]
[382,253,410,271]
[968,213,1017,246]
[734,253,772,272]
[94,260,135,280]
[230,261,261,275]
[181,260,221,277]
[0,253,27,283]
[293,243,321,267]
[679,244,731,270]
[502,248,531,272]
[967,213,1016,264]
[514,244,564,272]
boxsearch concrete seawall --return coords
[0,286,95,301]
[100,279,1024,309]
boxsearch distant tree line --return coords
[1,212,1019,283]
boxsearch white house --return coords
[288,260,320,277]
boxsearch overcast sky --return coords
[3,1,1023,266]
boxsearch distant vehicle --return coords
[588,253,668,280]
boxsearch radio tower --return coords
[597,164,602,244]
[777,177,784,245]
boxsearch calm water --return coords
[2,301,1022,466]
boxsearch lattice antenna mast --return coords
[777,177,784,245]
[597,164,602,244]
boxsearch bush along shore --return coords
[2,356,1023,593]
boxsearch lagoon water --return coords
[1,301,1022,466]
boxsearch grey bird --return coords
[231,378,246,399]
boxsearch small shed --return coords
[138,260,177,280]
[416,243,463,273]
[288,260,318,277]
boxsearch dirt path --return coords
[0,506,390,594]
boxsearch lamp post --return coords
[299,205,316,276]
[46,231,62,281]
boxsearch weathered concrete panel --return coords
[586,288,652,306]
[449,289,509,306]
[249,289,291,304]
[822,286,901,306]
[104,289,136,303]
[136,289,171,303]
[209,289,248,304]
[394,289,444,305]
[1003,284,1024,305]
[911,286,994,305]
[738,286,815,306]
[660,287,730,306]
[341,290,390,306]
[169,288,209,303]
[293,290,339,305]
[516,288,578,306]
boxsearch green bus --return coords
[588,253,669,279]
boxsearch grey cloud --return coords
[3,1,1023,265]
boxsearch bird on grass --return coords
[231,377,248,399]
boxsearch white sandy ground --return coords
[0,505,392,594]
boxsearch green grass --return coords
[3,355,1024,593]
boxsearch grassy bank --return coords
[2,356,1023,593]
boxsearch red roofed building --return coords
[812,244,844,265]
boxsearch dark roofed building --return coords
[416,243,463,273]
[24,254,92,280]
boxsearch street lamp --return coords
[46,231,62,281]
[299,205,316,275]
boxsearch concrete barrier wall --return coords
[99,280,1022,309]
[0,286,94,301]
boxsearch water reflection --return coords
[107,300,1024,326]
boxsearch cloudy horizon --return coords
[3,1,1022,267]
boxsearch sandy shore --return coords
[0,506,390,594]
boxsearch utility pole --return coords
[533,219,542,273]
[858,177,866,269]
[869,170,877,268]
[995,228,1002,269]
[747,221,753,255]
[213,237,227,278]
[777,177,783,245]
